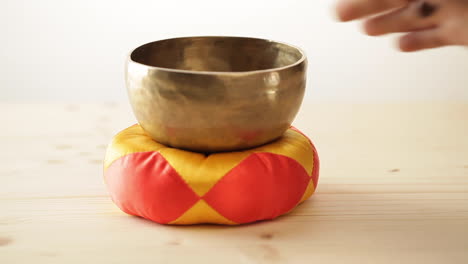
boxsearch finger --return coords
[336,0,410,22]
[399,28,450,52]
[364,2,439,36]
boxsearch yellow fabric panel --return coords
[299,179,316,203]
[104,125,168,169]
[169,200,238,225]
[159,149,251,197]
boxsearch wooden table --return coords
[1,103,467,263]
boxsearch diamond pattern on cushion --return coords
[104,125,319,225]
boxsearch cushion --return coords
[104,125,319,225]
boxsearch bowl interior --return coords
[130,37,304,73]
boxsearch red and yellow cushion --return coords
[104,125,319,225]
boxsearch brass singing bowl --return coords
[126,36,307,152]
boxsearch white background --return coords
[1,0,468,103]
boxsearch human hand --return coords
[335,0,468,51]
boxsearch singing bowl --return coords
[126,36,307,152]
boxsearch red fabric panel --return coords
[105,152,200,224]
[203,153,310,224]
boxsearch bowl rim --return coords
[127,36,307,76]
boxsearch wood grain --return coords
[0,103,467,264]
